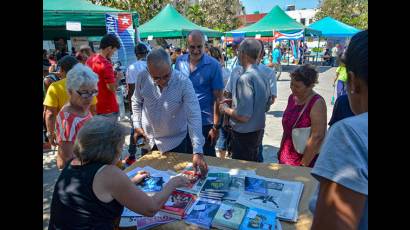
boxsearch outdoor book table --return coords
[120,151,317,230]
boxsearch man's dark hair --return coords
[257,40,265,56]
[290,64,319,87]
[58,55,79,73]
[135,43,149,56]
[344,30,368,85]
[100,34,121,50]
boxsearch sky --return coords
[241,0,320,14]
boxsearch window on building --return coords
[300,18,306,25]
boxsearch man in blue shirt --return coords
[272,43,282,80]
[175,30,224,157]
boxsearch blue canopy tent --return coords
[308,17,361,64]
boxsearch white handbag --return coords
[291,95,315,154]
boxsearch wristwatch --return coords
[212,124,221,130]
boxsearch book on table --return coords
[236,177,304,222]
[240,207,277,230]
[138,176,164,193]
[244,176,268,196]
[211,201,247,230]
[184,197,222,229]
[199,172,231,200]
[176,170,205,195]
[159,190,196,219]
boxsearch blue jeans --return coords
[215,127,229,151]
[336,80,347,98]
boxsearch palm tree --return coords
[186,4,205,25]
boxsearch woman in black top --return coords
[49,116,190,230]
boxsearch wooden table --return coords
[123,151,317,230]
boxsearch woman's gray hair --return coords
[66,63,99,91]
[147,48,172,69]
[73,116,129,165]
[238,38,262,61]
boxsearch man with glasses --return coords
[175,30,224,157]
[132,48,208,176]
[86,34,122,120]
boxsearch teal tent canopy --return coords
[43,0,138,39]
[308,16,361,37]
[225,5,321,37]
[138,4,223,39]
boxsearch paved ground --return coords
[43,67,336,229]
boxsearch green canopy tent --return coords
[43,0,138,40]
[138,4,223,39]
[225,5,321,37]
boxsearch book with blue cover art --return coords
[138,176,164,193]
[185,198,221,229]
[245,177,268,196]
[240,207,277,230]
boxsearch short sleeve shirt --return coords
[126,60,147,84]
[230,65,270,133]
[55,111,93,143]
[86,54,118,114]
[336,66,348,82]
[175,54,224,125]
[258,63,277,97]
[272,48,281,64]
[309,112,368,230]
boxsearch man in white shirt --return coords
[124,43,150,166]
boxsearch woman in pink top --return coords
[278,65,327,167]
[55,63,98,169]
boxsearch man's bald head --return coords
[188,30,205,44]
[187,30,206,63]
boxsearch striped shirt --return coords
[56,111,93,143]
[132,69,204,154]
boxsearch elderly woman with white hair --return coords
[49,116,190,229]
[55,63,98,169]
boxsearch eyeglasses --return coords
[149,68,172,83]
[76,90,98,98]
[189,45,203,50]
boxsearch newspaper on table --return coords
[236,176,304,222]
[119,213,177,229]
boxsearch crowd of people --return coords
[44,29,367,230]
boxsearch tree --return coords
[315,0,368,30]
[200,0,242,32]
[186,4,205,26]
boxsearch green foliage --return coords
[315,0,368,30]
[186,4,205,25]
[311,47,323,53]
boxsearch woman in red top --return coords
[278,65,327,167]
[55,63,98,169]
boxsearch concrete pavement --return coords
[43,67,337,229]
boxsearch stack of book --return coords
[199,173,231,200]
[176,170,205,195]
[211,201,247,230]
[239,207,277,230]
[159,190,196,220]
[185,197,222,229]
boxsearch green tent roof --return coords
[226,5,320,37]
[43,0,138,40]
[138,4,223,38]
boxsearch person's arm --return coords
[57,141,74,169]
[311,177,367,230]
[300,98,327,166]
[44,106,58,146]
[127,84,135,102]
[182,79,208,176]
[131,71,146,142]
[104,63,117,93]
[100,166,190,217]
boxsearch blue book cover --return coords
[138,177,164,193]
[240,207,277,230]
[245,177,268,195]
[185,198,221,229]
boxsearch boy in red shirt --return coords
[86,34,122,119]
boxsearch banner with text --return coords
[105,13,136,67]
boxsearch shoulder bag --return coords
[291,95,315,154]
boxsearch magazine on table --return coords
[211,201,247,230]
[159,190,196,219]
[137,176,164,193]
[126,166,172,184]
[176,170,206,195]
[185,197,222,229]
[236,177,304,222]
[244,176,269,196]
[119,213,177,229]
[224,176,245,201]
[240,207,277,230]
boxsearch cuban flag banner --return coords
[105,13,136,67]
[273,30,304,41]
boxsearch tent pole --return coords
[316,36,321,65]
[287,40,290,66]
